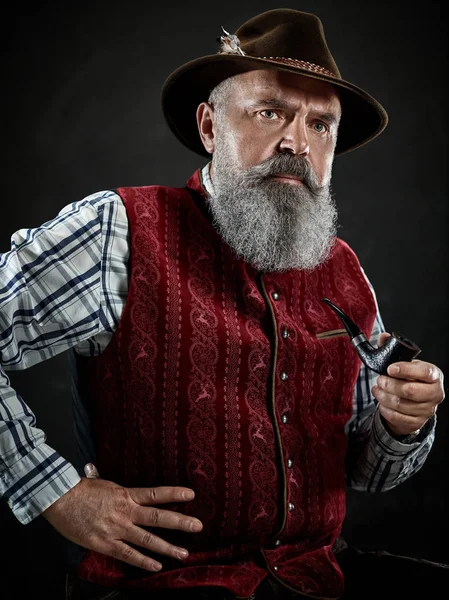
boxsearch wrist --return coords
[392,429,421,442]
[380,414,421,441]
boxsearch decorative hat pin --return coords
[218,26,246,55]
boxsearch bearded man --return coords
[0,8,446,600]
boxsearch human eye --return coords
[312,121,328,133]
[260,109,279,120]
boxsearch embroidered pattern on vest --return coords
[186,208,218,524]
[243,275,279,537]
[162,191,181,483]
[219,251,243,539]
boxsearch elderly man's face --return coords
[202,69,341,185]
[196,69,342,272]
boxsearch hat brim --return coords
[161,54,388,157]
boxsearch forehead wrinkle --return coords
[235,75,341,113]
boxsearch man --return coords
[0,7,446,600]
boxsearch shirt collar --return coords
[201,162,214,197]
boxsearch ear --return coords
[196,102,216,154]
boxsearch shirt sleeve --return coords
[345,272,436,492]
[0,190,128,524]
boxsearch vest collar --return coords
[186,167,210,198]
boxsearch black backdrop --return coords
[1,1,448,598]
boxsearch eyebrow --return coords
[247,99,340,125]
[247,99,291,110]
[317,112,340,125]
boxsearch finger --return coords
[129,486,196,506]
[126,525,189,561]
[386,360,442,383]
[375,375,440,404]
[131,505,203,533]
[377,332,391,347]
[372,385,436,419]
[84,463,100,479]
[109,541,163,572]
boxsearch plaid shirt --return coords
[0,165,435,525]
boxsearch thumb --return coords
[84,463,100,479]
[377,331,391,347]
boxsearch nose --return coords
[278,118,310,156]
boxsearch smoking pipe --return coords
[321,298,421,375]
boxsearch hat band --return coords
[218,29,337,78]
[260,56,337,78]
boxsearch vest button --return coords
[282,328,289,339]
[274,539,281,547]
[272,292,279,301]
[273,565,279,572]
[288,502,295,512]
[287,459,293,468]
[280,371,288,381]
[281,414,288,424]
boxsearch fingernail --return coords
[84,463,94,475]
[388,365,400,375]
[183,490,195,500]
[431,369,439,380]
[190,519,202,532]
[152,562,162,571]
[177,549,188,559]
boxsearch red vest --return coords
[78,170,376,598]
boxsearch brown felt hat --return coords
[161,8,388,157]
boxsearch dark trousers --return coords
[66,546,449,600]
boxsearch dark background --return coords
[1,1,447,598]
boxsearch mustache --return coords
[242,154,323,195]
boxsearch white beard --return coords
[208,136,338,273]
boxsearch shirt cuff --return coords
[372,409,436,456]
[0,443,81,525]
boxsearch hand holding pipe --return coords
[321,298,421,375]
